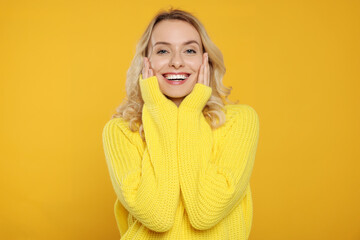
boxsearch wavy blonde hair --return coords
[112,8,238,141]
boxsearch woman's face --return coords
[147,19,204,106]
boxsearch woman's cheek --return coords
[186,58,202,71]
[150,58,168,72]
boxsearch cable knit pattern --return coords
[102,75,259,239]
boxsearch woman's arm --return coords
[102,75,179,232]
[177,83,260,230]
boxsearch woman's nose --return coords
[169,52,184,68]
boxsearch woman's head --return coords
[131,8,232,100]
[145,19,204,106]
[113,8,236,140]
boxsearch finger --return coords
[198,63,204,84]
[147,58,154,77]
[207,64,210,87]
[144,57,149,79]
[198,53,207,84]
[206,53,210,86]
[142,57,145,78]
[204,54,208,86]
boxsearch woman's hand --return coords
[197,52,210,87]
[142,57,154,79]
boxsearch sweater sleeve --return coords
[102,75,180,232]
[177,83,259,230]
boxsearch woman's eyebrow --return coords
[153,40,200,47]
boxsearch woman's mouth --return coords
[162,73,190,85]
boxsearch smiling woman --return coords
[102,7,259,240]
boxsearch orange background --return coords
[1,0,359,239]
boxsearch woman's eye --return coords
[157,49,168,54]
[156,49,196,55]
[186,49,196,54]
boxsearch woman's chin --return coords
[164,93,186,100]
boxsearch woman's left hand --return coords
[197,52,210,87]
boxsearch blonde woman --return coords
[102,8,259,239]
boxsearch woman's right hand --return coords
[140,56,175,108]
[142,57,154,79]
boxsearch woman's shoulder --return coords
[103,117,138,138]
[102,116,146,148]
[211,104,258,138]
[103,116,127,129]
[214,104,259,137]
[223,104,259,122]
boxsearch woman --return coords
[102,8,259,240]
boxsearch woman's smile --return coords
[162,72,191,85]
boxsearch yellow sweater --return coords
[102,75,259,239]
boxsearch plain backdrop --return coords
[0,0,359,239]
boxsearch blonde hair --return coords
[112,8,238,141]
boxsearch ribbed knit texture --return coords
[102,75,259,239]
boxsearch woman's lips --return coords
[162,72,190,77]
[161,74,190,85]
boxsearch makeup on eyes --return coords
[155,49,197,54]
[153,42,199,54]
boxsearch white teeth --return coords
[164,74,188,80]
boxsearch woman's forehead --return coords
[150,20,201,46]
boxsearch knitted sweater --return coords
[102,75,259,239]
